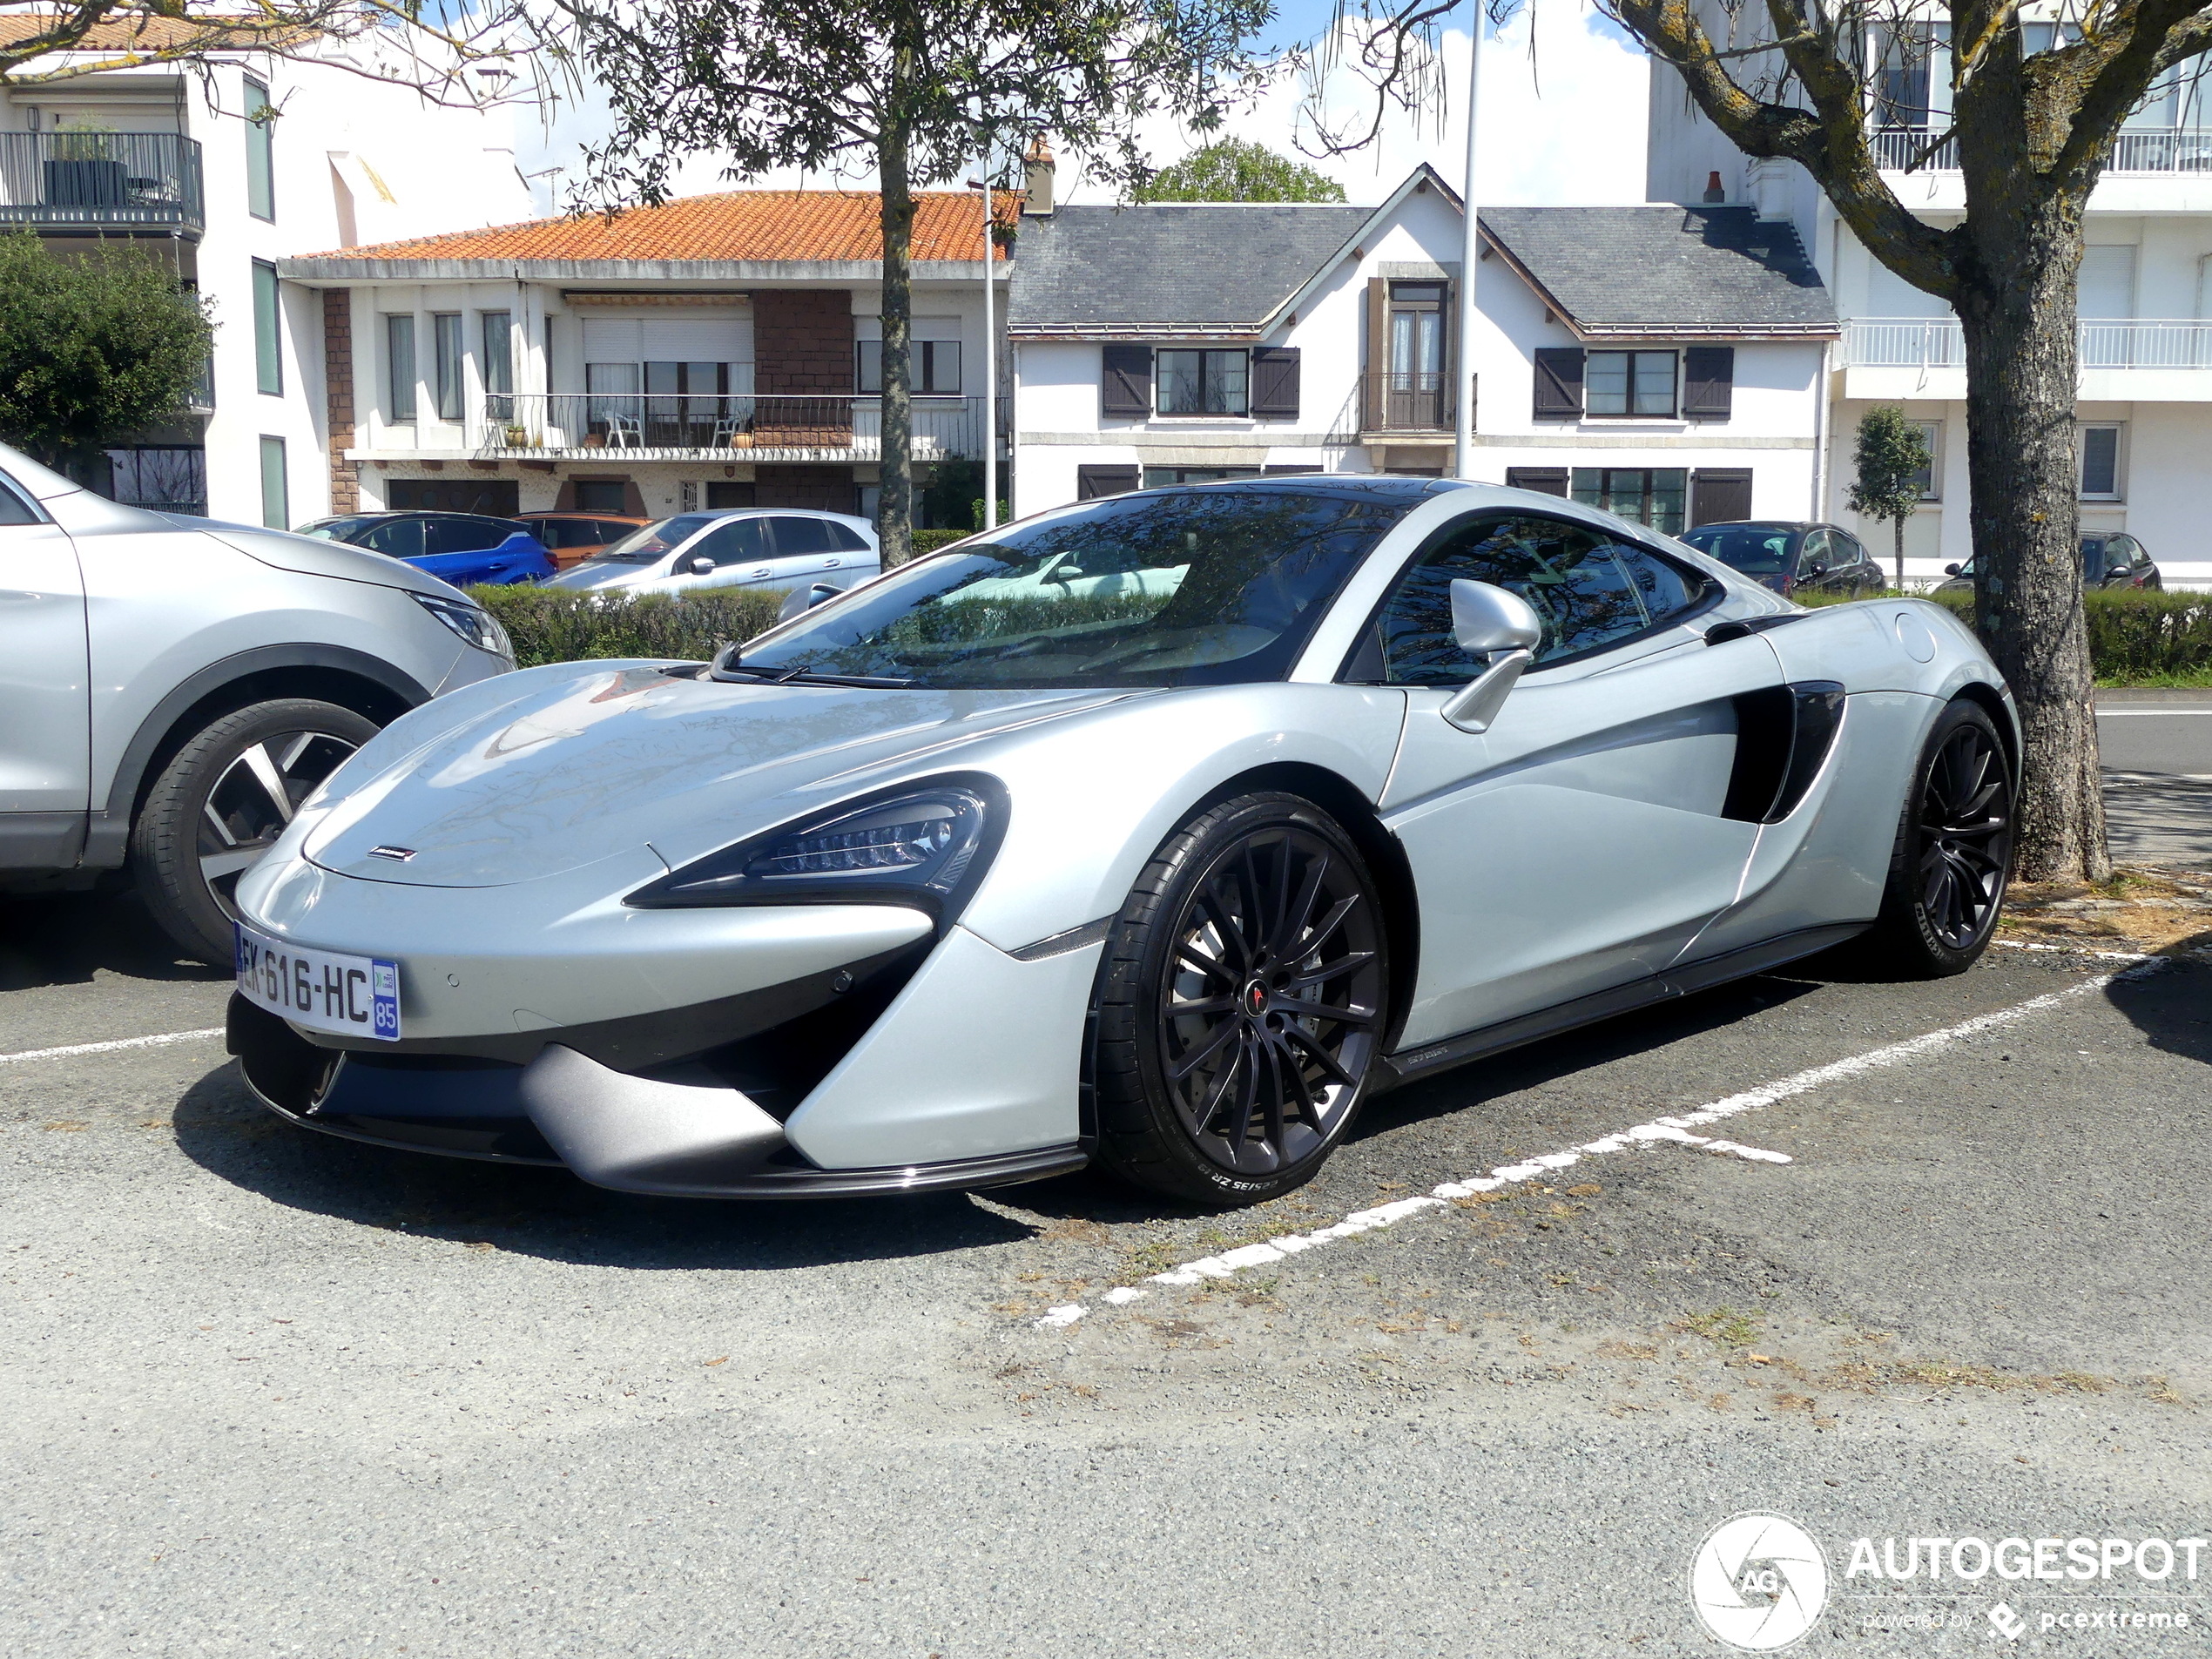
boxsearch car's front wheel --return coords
[1093,792,1390,1205]
[132,698,380,966]
[1864,699,2014,977]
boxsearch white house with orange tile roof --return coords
[279,190,1012,525]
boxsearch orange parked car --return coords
[513,512,650,568]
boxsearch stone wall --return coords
[321,290,359,513]
[753,290,854,396]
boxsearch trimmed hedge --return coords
[911,528,972,557]
[470,583,785,670]
[1798,586,2212,685]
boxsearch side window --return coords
[0,472,41,526]
[354,518,425,559]
[692,516,770,563]
[767,516,837,557]
[425,517,502,555]
[829,521,872,552]
[1371,513,1705,682]
[1798,529,1831,571]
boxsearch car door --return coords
[1361,509,1787,1049]
[668,515,773,592]
[0,471,90,840]
[762,515,874,591]
[350,516,426,564]
[416,516,516,585]
[1831,529,1877,592]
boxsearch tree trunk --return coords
[1892,516,1905,590]
[1953,206,2108,883]
[875,122,916,568]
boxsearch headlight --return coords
[627,777,1005,916]
[412,593,512,659]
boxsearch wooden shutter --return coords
[1689,468,1753,526]
[1076,464,1141,500]
[1532,347,1584,418]
[1366,276,1387,426]
[1100,346,1152,417]
[1250,347,1300,420]
[1505,467,1569,497]
[1682,347,1736,420]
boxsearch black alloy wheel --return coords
[133,698,381,967]
[1865,699,2014,977]
[1095,793,1389,1204]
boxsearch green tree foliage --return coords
[1136,138,1347,201]
[0,233,213,474]
[1844,406,1933,590]
[545,0,1273,568]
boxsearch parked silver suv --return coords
[0,441,513,965]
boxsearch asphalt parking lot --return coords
[3,711,2209,1657]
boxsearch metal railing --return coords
[1844,317,2212,369]
[0,132,205,234]
[1359,370,1453,432]
[477,393,988,460]
[1871,124,2212,174]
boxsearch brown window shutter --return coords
[1689,468,1752,525]
[1366,276,1387,426]
[1076,464,1141,500]
[1532,347,1584,419]
[1683,346,1736,420]
[1100,346,1152,417]
[1250,347,1300,420]
[1505,467,1569,497]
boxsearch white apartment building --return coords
[1007,162,1838,536]
[0,20,532,525]
[1648,18,2212,588]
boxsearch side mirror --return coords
[1942,563,1962,577]
[776,582,846,624]
[1442,580,1542,734]
[1804,560,1829,578]
[685,554,718,575]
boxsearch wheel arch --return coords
[1183,760,1423,1059]
[1946,679,2020,783]
[88,646,429,868]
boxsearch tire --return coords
[1092,792,1390,1205]
[1861,699,2014,979]
[132,698,381,967]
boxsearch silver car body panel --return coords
[543,509,880,598]
[228,482,2013,1190]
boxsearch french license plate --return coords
[234,923,401,1042]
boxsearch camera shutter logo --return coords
[1688,1513,1830,1650]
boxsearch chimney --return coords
[1022,138,1055,217]
[1702,170,1727,204]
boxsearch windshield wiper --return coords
[711,660,912,688]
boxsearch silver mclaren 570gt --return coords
[229,478,2016,1205]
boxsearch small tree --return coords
[1137,138,1349,200]
[1846,406,1933,590]
[546,0,1272,567]
[0,233,214,477]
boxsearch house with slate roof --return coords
[1006,162,1841,539]
[279,190,1011,525]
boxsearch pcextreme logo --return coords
[1688,1513,1832,1651]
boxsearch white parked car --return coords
[542,509,880,599]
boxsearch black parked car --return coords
[1934,533,2162,595]
[1676,521,1886,598]
[294,512,556,586]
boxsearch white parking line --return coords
[1031,966,2155,1327]
[0,1028,225,1065]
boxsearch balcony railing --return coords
[0,132,205,235]
[1871,124,2212,174]
[476,393,988,461]
[1359,371,1453,433]
[1844,317,2212,369]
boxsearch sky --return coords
[511,0,1656,215]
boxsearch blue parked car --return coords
[294,511,556,586]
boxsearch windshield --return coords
[731,489,1411,689]
[1678,524,1797,576]
[598,514,714,563]
[295,516,376,542]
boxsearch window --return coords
[352,517,424,559]
[482,311,513,397]
[1157,350,1249,415]
[1571,468,1690,536]
[0,471,40,525]
[1584,350,1676,417]
[584,361,640,431]
[856,340,961,395]
[1141,466,1263,489]
[573,479,631,513]
[102,446,207,516]
[691,516,771,563]
[767,516,839,556]
[1366,513,1708,679]
[386,315,416,422]
[2079,424,2123,499]
[425,516,517,556]
[258,436,288,529]
[705,482,753,510]
[386,479,520,515]
[432,314,463,422]
[244,77,274,221]
[252,261,282,395]
[1912,421,1942,499]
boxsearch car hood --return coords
[296,664,1135,887]
[194,522,470,599]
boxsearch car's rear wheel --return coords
[1093,793,1389,1205]
[132,698,379,967]
[1863,699,2014,978]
